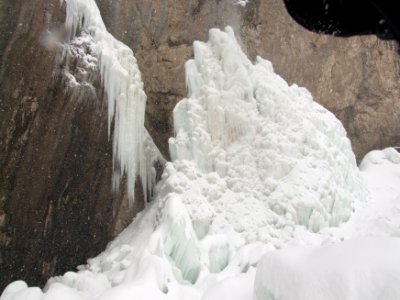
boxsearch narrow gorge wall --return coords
[1,0,399,290]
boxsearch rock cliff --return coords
[0,0,399,290]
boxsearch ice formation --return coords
[60,33,98,101]
[250,148,400,300]
[170,26,365,234]
[3,20,400,300]
[62,0,156,203]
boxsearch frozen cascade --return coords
[62,0,157,203]
[5,27,400,300]
[170,26,366,232]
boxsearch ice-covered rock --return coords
[63,0,160,204]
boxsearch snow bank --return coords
[63,0,159,204]
[252,149,400,300]
[254,237,400,300]
[350,148,400,237]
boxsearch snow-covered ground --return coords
[2,0,400,299]
[255,237,400,300]
[3,148,400,300]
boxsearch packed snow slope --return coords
[254,148,400,300]
[3,146,400,300]
[255,237,400,300]
[2,10,400,300]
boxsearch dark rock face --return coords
[240,0,400,160]
[1,0,399,291]
[0,0,143,289]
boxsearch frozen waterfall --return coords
[2,8,400,300]
[62,0,157,204]
[170,26,365,233]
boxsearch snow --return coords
[250,148,400,300]
[254,238,400,300]
[1,281,43,300]
[236,0,249,7]
[349,148,400,237]
[63,0,161,204]
[2,5,400,300]
[60,33,98,100]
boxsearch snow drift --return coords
[255,238,400,300]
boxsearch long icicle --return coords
[63,0,149,205]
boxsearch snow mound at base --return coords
[255,237,400,300]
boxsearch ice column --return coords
[63,0,153,204]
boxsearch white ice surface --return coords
[170,26,365,235]
[2,18,400,300]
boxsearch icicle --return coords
[62,0,157,205]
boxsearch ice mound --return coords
[254,237,400,300]
[170,26,365,234]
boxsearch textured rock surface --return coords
[240,0,400,160]
[0,0,399,290]
[93,0,400,160]
[0,0,144,289]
